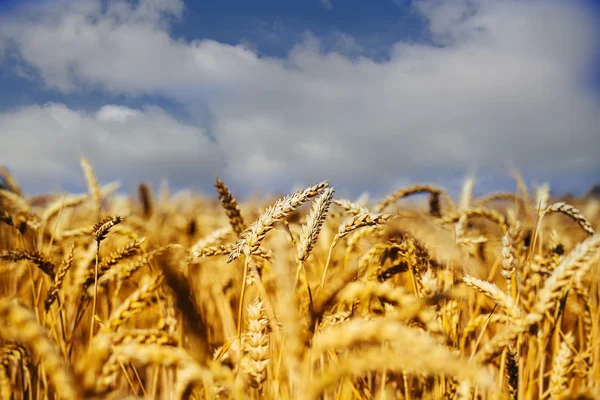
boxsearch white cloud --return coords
[0,103,222,192]
[320,0,333,11]
[96,105,140,122]
[0,0,599,193]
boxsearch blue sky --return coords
[0,0,599,200]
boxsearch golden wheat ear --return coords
[215,177,246,236]
[0,166,22,196]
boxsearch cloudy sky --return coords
[0,0,599,199]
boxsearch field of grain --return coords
[0,159,598,400]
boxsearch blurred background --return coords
[0,0,599,199]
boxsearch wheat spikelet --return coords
[377,184,456,215]
[320,212,397,288]
[476,232,600,364]
[511,169,531,211]
[505,346,519,400]
[96,343,204,394]
[92,215,123,243]
[0,167,21,196]
[307,320,494,399]
[0,368,9,400]
[239,297,269,391]
[215,178,246,236]
[80,157,101,219]
[190,227,231,255]
[0,189,30,215]
[112,329,179,347]
[501,231,518,298]
[191,243,272,262]
[297,187,334,262]
[476,192,524,209]
[0,211,12,228]
[42,193,87,222]
[137,183,153,218]
[44,244,75,310]
[462,274,521,319]
[81,238,145,291]
[0,343,30,400]
[574,285,593,374]
[459,175,475,211]
[89,245,181,296]
[159,257,210,365]
[549,332,575,398]
[102,274,164,332]
[441,208,508,234]
[0,249,56,277]
[333,198,369,215]
[2,158,600,400]
[337,212,397,239]
[42,182,120,223]
[228,181,329,262]
[461,314,510,344]
[0,367,9,400]
[0,343,30,373]
[336,281,443,334]
[0,298,81,399]
[544,202,595,236]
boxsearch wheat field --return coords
[0,159,598,400]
